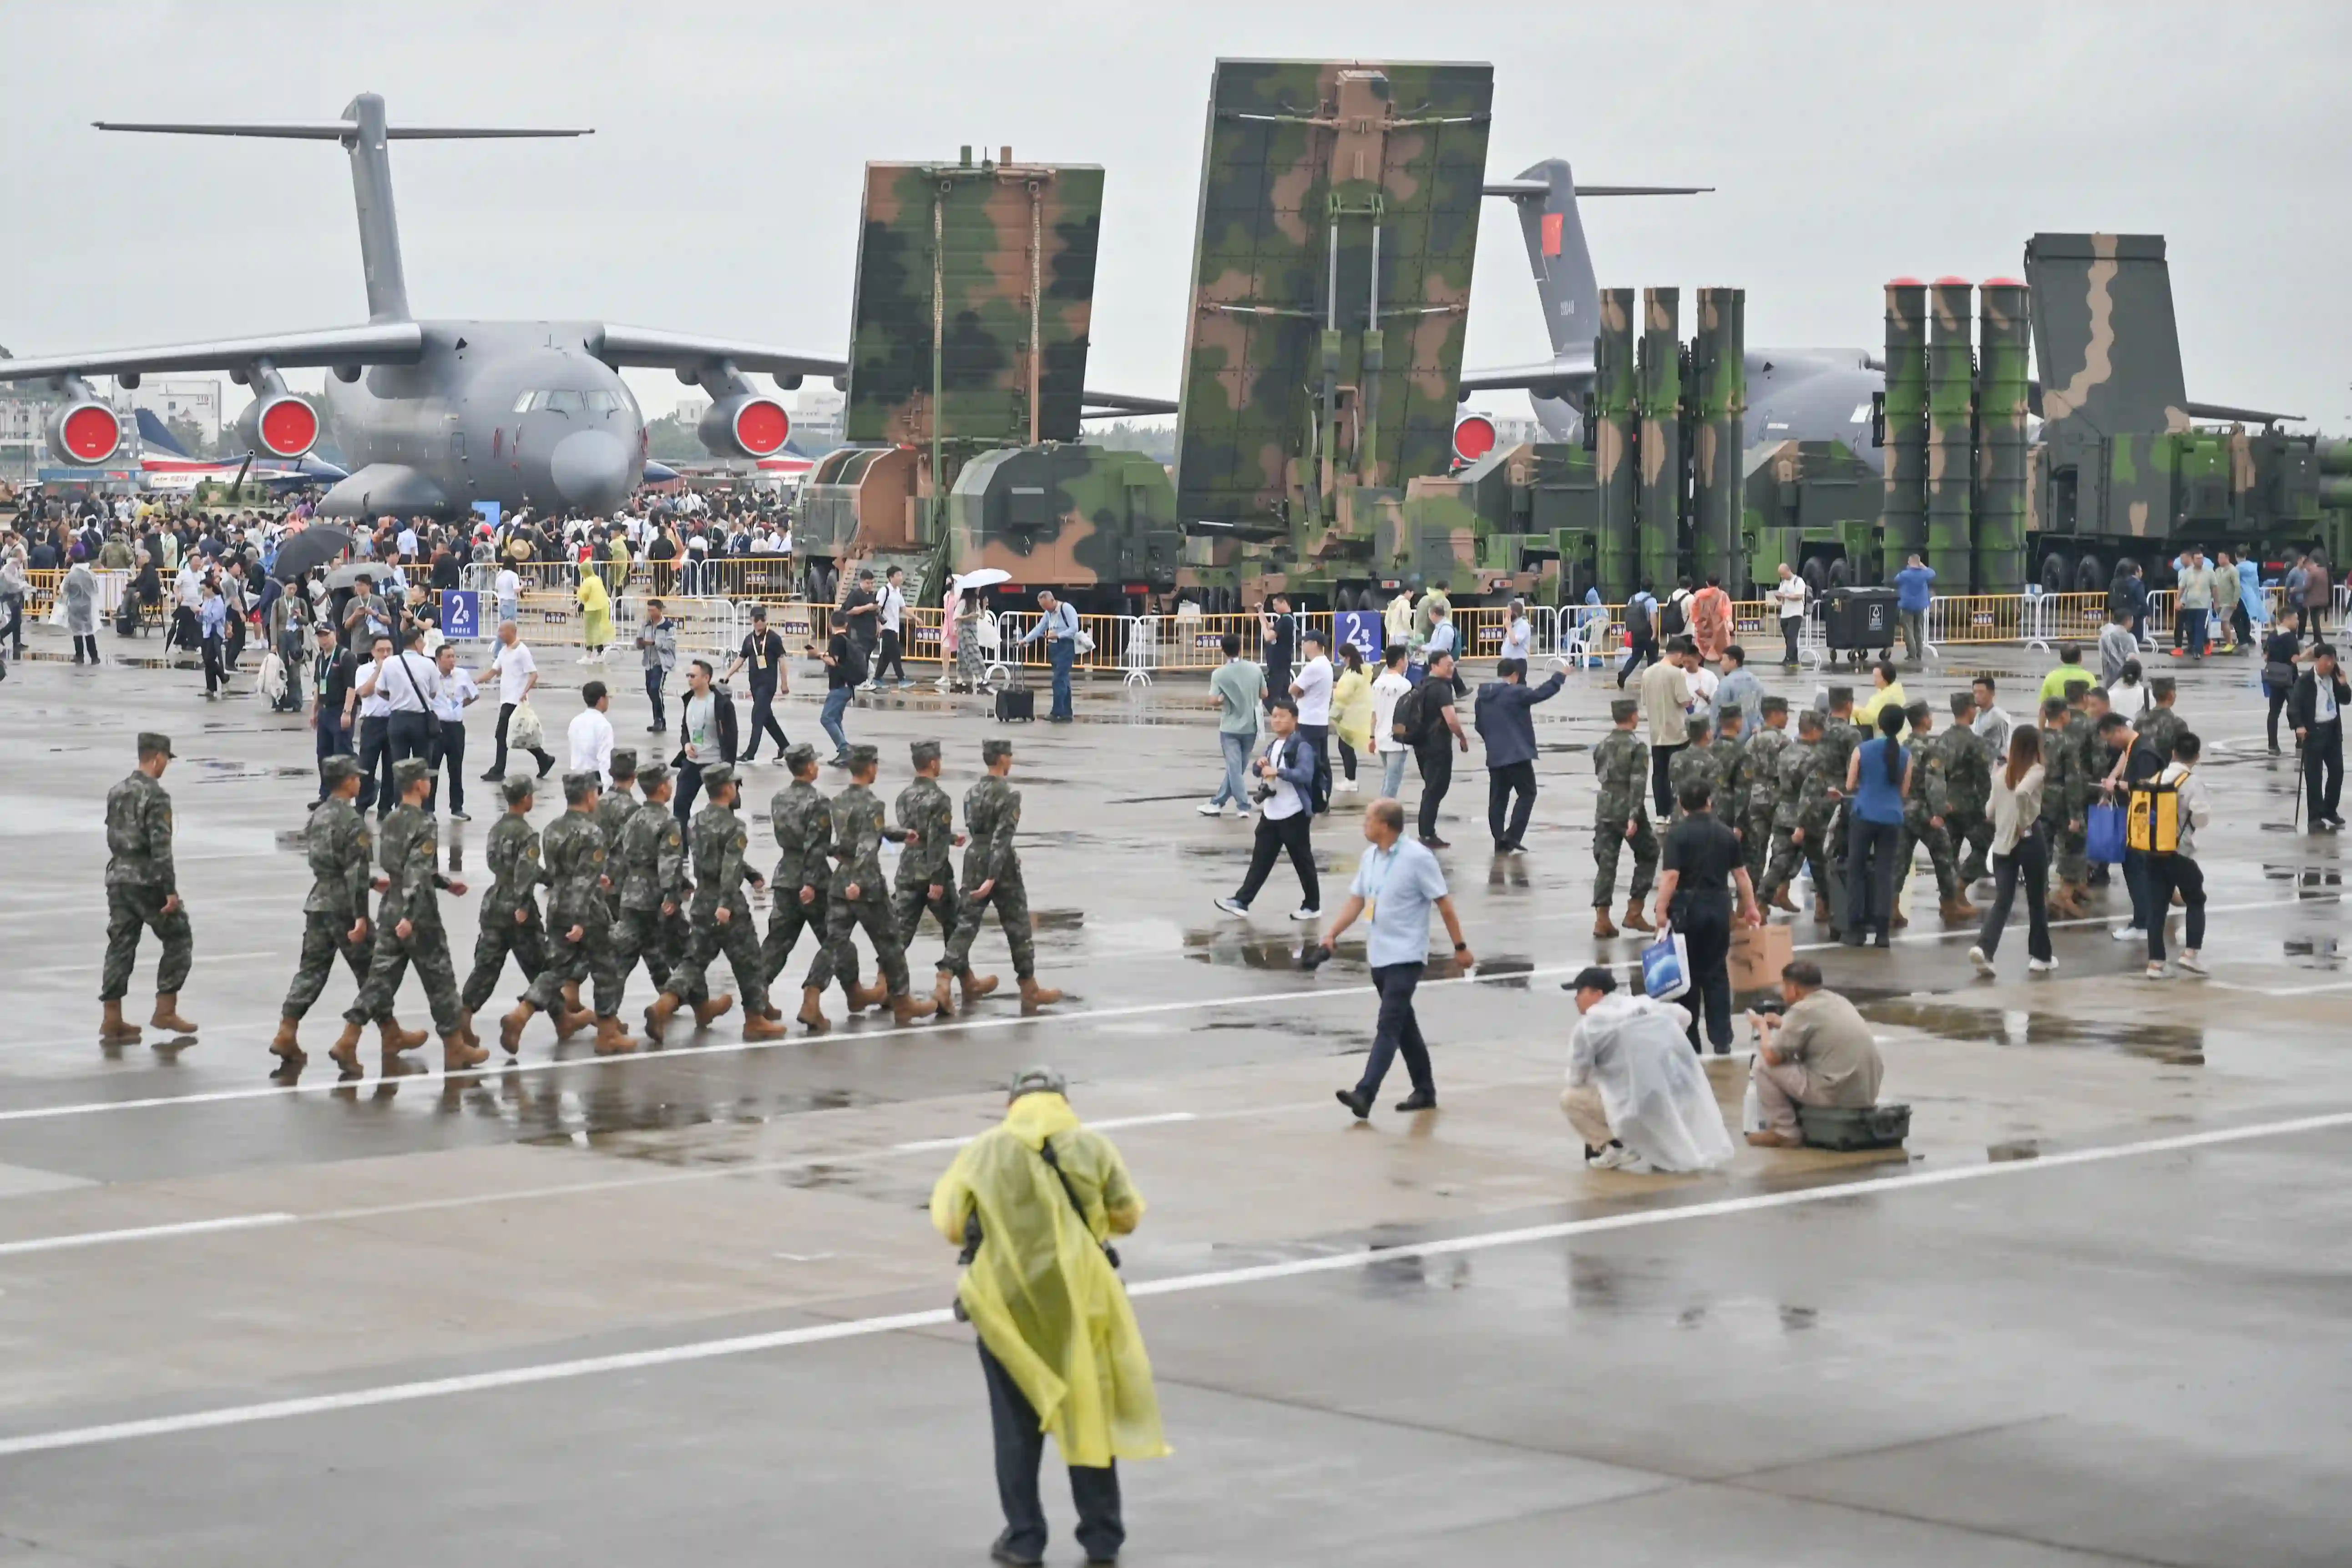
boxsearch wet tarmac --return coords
[0,629,2346,1565]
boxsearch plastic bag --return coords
[1641,929,1691,1001]
[507,699,544,752]
[2085,801,2126,865]
[256,650,287,704]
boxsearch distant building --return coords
[0,392,56,483]
[112,379,224,444]
[673,395,711,426]
[790,386,844,451]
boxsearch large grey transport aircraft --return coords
[0,94,1170,521]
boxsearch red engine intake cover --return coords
[257,396,320,459]
[61,404,122,464]
[1452,414,1498,462]
[733,399,789,457]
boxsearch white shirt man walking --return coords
[568,680,617,784]
[479,620,554,780]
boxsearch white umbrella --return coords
[952,567,1011,593]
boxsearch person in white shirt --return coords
[568,680,617,784]
[344,632,397,815]
[428,642,482,819]
[172,561,204,652]
[374,627,442,821]
[870,565,911,688]
[1370,642,1416,798]
[493,563,521,627]
[396,522,419,558]
[1214,698,1321,921]
[1289,628,1336,812]
[1773,562,1809,667]
[1498,598,1534,665]
[479,621,554,779]
[2145,731,2213,978]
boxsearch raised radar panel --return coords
[1174,60,1494,541]
[844,153,1104,449]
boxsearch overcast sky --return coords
[6,0,2347,430]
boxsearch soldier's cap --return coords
[1827,685,1855,706]
[607,749,637,780]
[499,774,536,805]
[1008,1065,1067,1102]
[1609,698,1639,723]
[982,738,1015,764]
[393,757,431,790]
[1685,716,1713,738]
[846,744,879,770]
[1760,695,1790,713]
[137,731,174,758]
[784,743,819,771]
[910,739,941,767]
[319,753,360,784]
[637,762,671,791]
[562,770,601,804]
[701,762,736,792]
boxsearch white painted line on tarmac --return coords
[30,953,276,977]
[890,1111,1197,1153]
[0,1107,2341,1458]
[0,1212,295,1258]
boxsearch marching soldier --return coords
[1940,691,1995,884]
[894,739,981,1016]
[1709,703,1750,834]
[594,749,638,910]
[940,738,1063,1014]
[1667,714,1719,825]
[1893,701,1976,924]
[1736,697,1793,886]
[2039,696,2091,916]
[461,774,549,1036]
[1815,686,1866,910]
[332,757,485,1072]
[1589,699,1659,938]
[99,732,197,1045]
[618,764,724,1030]
[646,764,787,1042]
[502,771,639,1056]
[1759,709,1834,919]
[822,744,936,1025]
[761,744,837,1033]
[273,754,385,1071]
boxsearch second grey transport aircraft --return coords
[0,95,1171,522]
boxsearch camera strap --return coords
[1037,1134,1120,1269]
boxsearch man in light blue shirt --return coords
[1017,589,1082,721]
[1893,553,1936,665]
[1199,632,1265,817]
[197,579,231,697]
[1315,799,1473,1120]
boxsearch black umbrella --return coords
[269,525,354,583]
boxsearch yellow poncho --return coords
[576,572,613,645]
[930,1093,1168,1467]
[1332,666,1375,754]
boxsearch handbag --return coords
[1640,927,1691,1002]
[2085,800,2127,865]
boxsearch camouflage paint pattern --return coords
[1925,278,1976,589]
[1173,59,1494,570]
[1636,287,1681,593]
[1974,280,2031,592]
[1878,281,1928,576]
[1592,287,1639,599]
[947,444,1180,604]
[1689,287,1747,590]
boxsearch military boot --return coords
[498,1001,537,1054]
[268,1016,305,1066]
[1018,976,1064,1016]
[150,992,198,1033]
[1940,895,1979,923]
[742,1010,789,1041]
[456,1012,483,1052]
[797,986,831,1034]
[327,1020,365,1074]
[379,1019,426,1056]
[2048,882,2084,919]
[1621,899,1655,934]
[1768,887,1800,914]
[561,979,582,1014]
[959,970,999,1004]
[443,1027,488,1070]
[98,1000,143,1046]
[891,991,938,1025]
[692,994,734,1027]
[1892,910,1910,931]
[1812,895,1835,925]
[641,993,681,1044]
[847,978,888,1012]
[1592,907,1619,939]
[553,1003,596,1041]
[592,1015,639,1056]
[931,972,957,1018]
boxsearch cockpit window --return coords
[543,390,585,414]
[582,390,622,413]
[511,390,536,414]
[1851,403,1871,424]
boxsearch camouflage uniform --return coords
[659,780,771,1017]
[1814,713,1865,874]
[1735,721,1792,884]
[1896,732,1963,905]
[345,781,465,1035]
[891,770,961,970]
[821,774,913,1001]
[593,760,637,921]
[1937,723,1994,882]
[2043,716,2091,885]
[1709,726,1751,830]
[1588,728,1658,909]
[524,806,623,1019]
[1759,738,1833,907]
[614,793,700,1003]
[941,766,1039,981]
[760,753,835,992]
[1668,721,1722,824]
[282,788,373,1019]
[2134,705,2185,774]
[461,794,548,1011]
[100,764,192,1002]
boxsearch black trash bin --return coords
[1824,585,1898,662]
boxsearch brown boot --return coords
[891,991,938,1025]
[457,1013,482,1052]
[592,1015,639,1056]
[2048,883,2083,918]
[931,972,957,1018]
[847,978,888,1012]
[641,993,681,1045]
[149,992,199,1033]
[98,998,143,1046]
[1769,888,1800,914]
[1620,899,1655,934]
[443,1028,488,1070]
[553,1005,595,1041]
[692,994,734,1028]
[561,979,582,1014]
[1813,896,1834,925]
[268,1016,305,1065]
[1019,975,1064,1015]
[796,986,831,1034]
[1593,907,1619,938]
[1940,896,1979,923]
[379,1019,426,1056]
[327,1020,364,1074]
[1892,910,1910,931]
[743,1010,789,1041]
[959,970,1000,1004]
[498,1002,536,1054]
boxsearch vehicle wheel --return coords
[1826,556,1850,589]
[1568,561,1597,604]
[1800,557,1828,598]
[1334,587,1357,612]
[2073,551,2104,595]
[2038,550,2071,595]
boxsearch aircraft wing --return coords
[1457,353,1593,397]
[2185,399,2303,425]
[0,322,423,382]
[590,325,846,381]
[1078,390,1178,417]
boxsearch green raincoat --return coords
[930,1093,1169,1467]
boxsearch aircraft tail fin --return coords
[133,409,193,457]
[2021,233,2189,437]
[96,96,589,326]
[1484,161,1710,361]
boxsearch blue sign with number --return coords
[1335,610,1384,663]
[440,589,482,641]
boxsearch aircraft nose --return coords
[549,429,631,508]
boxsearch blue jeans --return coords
[2181,607,2209,656]
[1047,637,1075,718]
[1210,731,1253,807]
[1380,748,1409,798]
[821,686,852,756]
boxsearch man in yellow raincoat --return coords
[931,1066,1167,1566]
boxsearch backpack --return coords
[1623,597,1652,642]
[1398,678,1447,748]
[1659,593,1687,636]
[2126,770,2187,855]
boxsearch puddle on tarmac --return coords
[2283,936,2345,969]
[1184,931,1323,970]
[1858,998,2205,1064]
[516,1085,883,1153]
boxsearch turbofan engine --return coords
[46,400,123,465]
[697,392,790,460]
[233,392,322,459]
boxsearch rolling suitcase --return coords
[994,673,1034,722]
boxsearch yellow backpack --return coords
[2126,769,2187,855]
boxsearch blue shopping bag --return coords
[1641,929,1691,1001]
[2086,801,2127,865]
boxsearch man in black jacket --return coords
[671,658,739,821]
[2288,644,2348,830]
